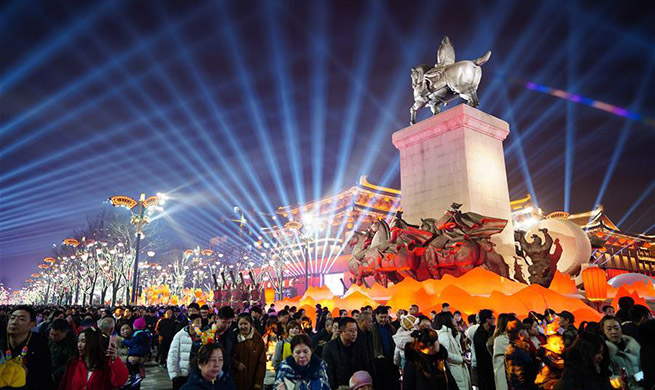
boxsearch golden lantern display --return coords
[63,238,79,246]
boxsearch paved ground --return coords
[142,361,171,390]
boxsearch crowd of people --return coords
[0,296,653,390]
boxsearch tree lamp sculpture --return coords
[109,192,163,305]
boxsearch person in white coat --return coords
[392,314,418,369]
[434,312,471,390]
[168,314,202,390]
[464,315,479,387]
[490,313,514,390]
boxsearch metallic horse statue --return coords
[410,36,491,124]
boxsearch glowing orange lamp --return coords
[582,265,607,302]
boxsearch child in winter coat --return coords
[122,318,153,388]
[392,314,418,369]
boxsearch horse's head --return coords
[420,218,438,233]
[410,65,430,89]
[347,232,363,247]
[420,218,430,231]
[369,221,380,233]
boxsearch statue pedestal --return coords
[392,104,515,254]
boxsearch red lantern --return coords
[582,266,607,302]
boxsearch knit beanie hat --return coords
[133,318,147,330]
[349,371,373,390]
[400,314,418,331]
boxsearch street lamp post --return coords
[305,238,311,290]
[109,192,163,305]
[301,214,320,292]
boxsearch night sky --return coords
[1,0,654,290]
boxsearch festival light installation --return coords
[109,192,165,304]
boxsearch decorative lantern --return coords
[582,265,607,302]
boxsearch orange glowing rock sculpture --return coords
[610,287,648,309]
[442,268,525,296]
[612,281,655,299]
[386,287,435,313]
[548,271,578,295]
[275,267,607,324]
[333,291,377,312]
[436,285,481,314]
[386,277,425,296]
[300,285,334,302]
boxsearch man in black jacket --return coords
[371,306,399,390]
[1,306,54,390]
[622,304,651,343]
[48,318,76,386]
[473,309,495,390]
[323,317,360,389]
[354,312,377,383]
[215,306,236,373]
[156,308,178,367]
[250,306,266,335]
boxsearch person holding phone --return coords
[58,327,128,390]
[600,316,643,390]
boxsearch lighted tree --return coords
[0,283,10,305]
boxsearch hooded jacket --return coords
[392,327,415,367]
[168,326,195,379]
[123,329,152,357]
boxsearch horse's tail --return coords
[474,51,492,66]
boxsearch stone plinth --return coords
[392,104,515,253]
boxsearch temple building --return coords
[260,176,401,295]
[509,194,655,278]
[261,183,654,296]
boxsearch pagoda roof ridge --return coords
[277,175,400,214]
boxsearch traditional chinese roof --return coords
[509,194,533,211]
[277,175,401,227]
[542,205,654,246]
[566,205,620,231]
